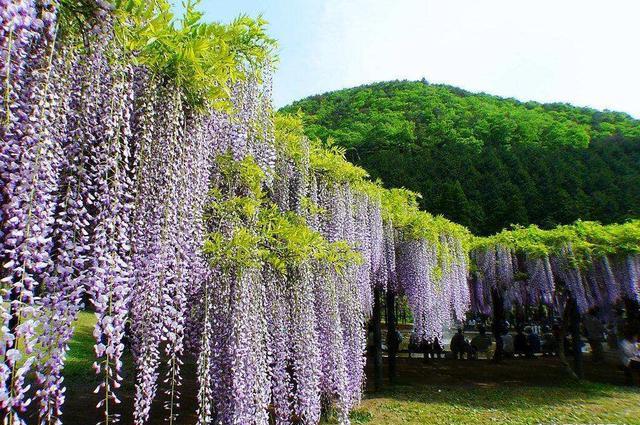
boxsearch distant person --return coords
[421,338,433,362]
[124,320,133,350]
[395,330,404,349]
[502,330,514,358]
[584,308,605,362]
[471,326,492,359]
[408,332,420,358]
[450,328,466,359]
[541,325,556,356]
[532,324,540,335]
[620,328,640,368]
[525,326,541,357]
[432,337,443,359]
[514,327,528,358]
[620,327,640,385]
[388,329,403,354]
[464,338,475,359]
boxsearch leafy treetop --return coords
[282,80,640,235]
[59,0,276,109]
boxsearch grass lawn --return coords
[64,310,99,378]
[346,381,640,424]
[60,312,640,424]
[334,357,640,425]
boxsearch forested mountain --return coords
[281,80,640,235]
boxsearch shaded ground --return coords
[49,313,640,424]
[336,356,640,424]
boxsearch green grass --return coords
[347,382,640,425]
[320,356,640,425]
[64,310,97,379]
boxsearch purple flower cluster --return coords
[35,51,93,424]
[184,90,475,424]
[440,235,471,324]
[263,171,369,422]
[394,235,470,341]
[1,1,65,421]
[0,6,220,422]
[470,243,640,316]
[231,128,476,423]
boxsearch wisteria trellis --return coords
[3,1,640,424]
[469,239,640,317]
[0,2,472,424]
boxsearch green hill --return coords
[281,80,640,235]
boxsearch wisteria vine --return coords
[470,222,640,316]
[11,1,635,425]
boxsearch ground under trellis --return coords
[56,335,640,425]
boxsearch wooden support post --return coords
[556,296,577,379]
[373,287,383,391]
[569,297,584,380]
[624,297,640,336]
[491,288,505,363]
[386,289,397,383]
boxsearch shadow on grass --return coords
[364,356,639,412]
[42,314,640,424]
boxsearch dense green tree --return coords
[281,80,640,235]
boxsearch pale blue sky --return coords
[192,0,640,117]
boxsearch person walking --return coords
[450,328,466,359]
[584,308,605,363]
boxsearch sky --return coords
[193,0,640,117]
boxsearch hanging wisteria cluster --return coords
[0,1,273,423]
[470,223,640,316]
[471,246,556,315]
[262,117,474,423]
[395,235,470,340]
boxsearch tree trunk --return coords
[491,288,505,363]
[569,297,584,379]
[624,297,640,336]
[557,297,579,380]
[514,304,521,329]
[386,289,397,383]
[372,287,383,391]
